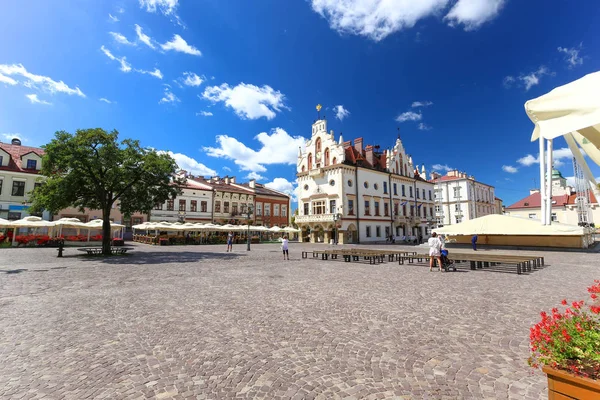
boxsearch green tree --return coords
[30,128,183,255]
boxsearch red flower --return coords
[561,299,568,306]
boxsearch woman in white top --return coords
[427,232,443,272]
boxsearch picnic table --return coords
[302,248,417,264]
[77,247,134,256]
[398,252,544,275]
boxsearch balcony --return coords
[308,168,324,178]
[295,213,336,223]
[394,214,406,222]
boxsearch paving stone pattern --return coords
[0,243,598,399]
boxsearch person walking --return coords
[281,235,289,260]
[226,231,233,252]
[428,232,443,272]
[471,234,478,251]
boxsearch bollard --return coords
[57,240,64,258]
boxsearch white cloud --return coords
[502,75,515,88]
[265,177,298,203]
[139,0,179,15]
[0,63,85,97]
[159,151,216,177]
[411,101,433,108]
[202,83,288,120]
[0,73,18,85]
[182,72,203,86]
[203,127,305,173]
[502,165,518,173]
[310,0,505,41]
[395,111,422,122]
[196,111,213,117]
[99,98,112,104]
[26,94,52,105]
[100,46,132,72]
[516,147,577,167]
[159,87,180,104]
[161,34,201,56]
[432,164,452,172]
[108,13,119,22]
[520,66,552,91]
[245,172,265,181]
[109,32,135,46]
[136,68,163,79]
[334,105,350,121]
[135,24,156,49]
[558,45,583,68]
[1,133,26,142]
[222,166,232,172]
[444,0,506,31]
[417,123,432,131]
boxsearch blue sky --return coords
[1,0,599,207]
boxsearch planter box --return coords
[112,239,125,247]
[543,366,600,399]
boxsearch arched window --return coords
[332,157,337,165]
[324,148,330,166]
[308,153,313,170]
[315,138,322,153]
[395,161,399,174]
[301,165,306,172]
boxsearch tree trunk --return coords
[102,208,112,255]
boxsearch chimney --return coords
[230,176,236,183]
[249,179,255,188]
[224,176,230,184]
[430,172,441,180]
[365,145,375,166]
[354,137,363,154]
[530,189,540,195]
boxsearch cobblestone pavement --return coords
[0,243,598,399]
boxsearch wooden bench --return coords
[301,249,418,265]
[77,247,134,256]
[398,252,544,275]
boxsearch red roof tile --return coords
[506,192,570,209]
[0,142,44,174]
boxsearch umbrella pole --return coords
[539,138,546,225]
[546,139,553,225]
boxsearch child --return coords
[281,235,289,260]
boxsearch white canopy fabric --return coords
[0,218,11,228]
[269,226,282,232]
[84,219,125,230]
[10,216,55,227]
[282,226,300,233]
[53,217,87,229]
[526,71,600,144]
[433,214,586,237]
[250,225,269,232]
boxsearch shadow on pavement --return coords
[0,269,28,274]
[77,251,245,265]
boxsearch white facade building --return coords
[150,176,214,223]
[296,118,435,243]
[431,170,500,226]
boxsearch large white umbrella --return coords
[282,226,301,233]
[269,226,282,232]
[250,225,269,231]
[0,218,11,228]
[9,216,55,246]
[85,219,125,229]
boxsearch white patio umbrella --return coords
[10,216,55,245]
[0,218,11,228]
[282,226,301,233]
[269,226,282,232]
[250,225,269,231]
[85,219,126,239]
[53,217,88,240]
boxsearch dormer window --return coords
[27,159,37,169]
[524,202,529,206]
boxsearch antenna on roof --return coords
[397,127,400,140]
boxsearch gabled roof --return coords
[506,192,570,209]
[252,183,290,199]
[0,142,44,174]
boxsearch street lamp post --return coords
[332,206,342,245]
[245,205,253,251]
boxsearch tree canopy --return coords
[31,128,183,254]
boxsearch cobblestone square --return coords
[0,243,597,399]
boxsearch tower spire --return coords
[316,104,322,120]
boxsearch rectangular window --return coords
[393,183,397,196]
[256,203,263,216]
[348,199,354,215]
[0,156,3,166]
[410,205,414,216]
[402,204,406,216]
[282,205,287,217]
[383,182,388,194]
[376,226,381,237]
[423,207,427,217]
[11,181,25,196]
[366,226,371,237]
[402,185,406,196]
[7,211,21,220]
[394,203,398,216]
[435,205,441,212]
[430,207,433,217]
[0,179,2,195]
[551,213,557,222]
[454,187,461,198]
[274,204,280,216]
[374,201,380,216]
[409,186,413,197]
[384,202,389,216]
[528,213,536,219]
[364,200,370,215]
[455,204,460,212]
[154,202,163,210]
[416,188,419,198]
[422,189,426,199]
[264,203,271,216]
[329,199,337,214]
[215,201,221,213]
[429,190,432,201]
[224,201,230,213]
[190,200,197,212]
[167,199,174,211]
[312,201,324,215]
[179,199,186,211]
[232,202,238,215]
[303,203,309,215]
[385,226,390,237]
[26,159,37,169]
